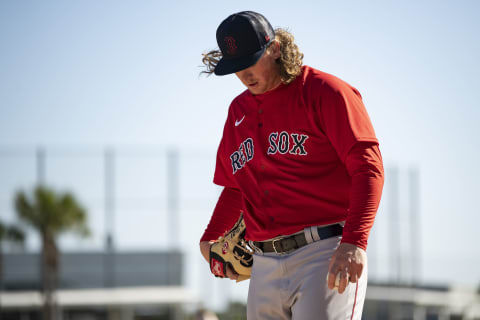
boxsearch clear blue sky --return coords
[1,0,479,302]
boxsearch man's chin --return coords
[248,87,265,95]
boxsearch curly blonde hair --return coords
[201,28,304,84]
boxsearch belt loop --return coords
[311,226,320,241]
[303,227,314,244]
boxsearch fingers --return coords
[226,264,239,281]
[327,270,349,293]
[327,258,362,293]
[327,266,363,293]
[327,256,348,292]
[348,262,364,283]
[356,263,363,279]
[349,272,358,284]
[327,255,338,289]
[337,271,349,294]
[348,264,363,283]
[328,265,360,286]
[327,271,337,289]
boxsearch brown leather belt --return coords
[252,224,343,254]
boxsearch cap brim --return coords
[214,47,266,76]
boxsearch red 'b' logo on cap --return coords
[224,36,237,55]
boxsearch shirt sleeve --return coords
[213,136,238,188]
[212,106,239,188]
[341,142,384,250]
[317,79,378,162]
[200,187,243,242]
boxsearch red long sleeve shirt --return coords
[201,66,384,250]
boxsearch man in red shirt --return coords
[200,11,384,320]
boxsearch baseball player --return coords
[199,11,384,320]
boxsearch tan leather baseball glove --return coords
[209,213,254,282]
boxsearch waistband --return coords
[249,224,343,255]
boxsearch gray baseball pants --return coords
[247,235,367,320]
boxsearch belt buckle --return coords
[272,238,283,254]
[248,240,263,254]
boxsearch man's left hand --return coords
[327,243,366,294]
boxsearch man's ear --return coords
[269,40,281,59]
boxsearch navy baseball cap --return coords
[214,11,275,76]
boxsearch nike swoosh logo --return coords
[235,115,245,127]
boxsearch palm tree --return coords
[14,186,90,320]
[0,221,26,295]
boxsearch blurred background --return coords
[1,1,479,319]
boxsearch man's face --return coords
[235,42,282,95]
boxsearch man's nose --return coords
[239,70,252,80]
